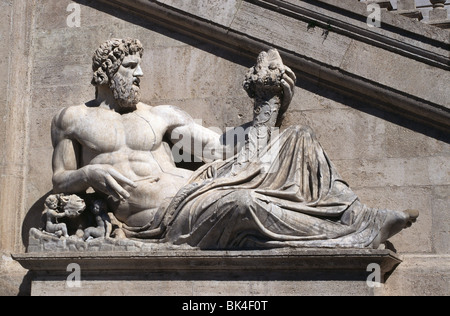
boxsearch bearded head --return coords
[109,61,142,110]
[91,38,144,110]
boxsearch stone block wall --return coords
[0,0,448,295]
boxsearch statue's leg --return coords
[90,227,106,239]
[284,126,420,247]
[83,228,92,241]
[49,223,69,238]
[61,224,69,238]
[164,188,260,249]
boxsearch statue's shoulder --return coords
[148,104,192,122]
[136,103,193,128]
[52,104,89,131]
[147,104,181,114]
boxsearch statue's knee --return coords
[83,228,93,239]
[289,125,315,138]
[227,190,253,213]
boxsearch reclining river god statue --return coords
[36,38,418,251]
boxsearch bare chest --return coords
[74,110,164,154]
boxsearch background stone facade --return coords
[0,0,448,295]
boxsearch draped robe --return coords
[124,125,387,249]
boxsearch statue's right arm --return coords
[51,109,90,194]
[51,108,137,200]
[48,209,66,219]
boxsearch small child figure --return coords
[44,194,69,238]
[83,200,112,241]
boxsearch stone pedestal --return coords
[13,249,401,296]
[427,1,450,29]
[397,0,424,20]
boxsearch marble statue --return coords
[43,193,86,238]
[51,39,225,232]
[44,38,418,250]
[44,195,69,238]
[82,200,112,241]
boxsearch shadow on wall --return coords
[21,191,53,251]
[73,0,254,68]
[293,77,450,145]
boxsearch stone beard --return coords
[110,71,141,109]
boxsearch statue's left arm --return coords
[155,105,228,162]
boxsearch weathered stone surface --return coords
[0,0,34,256]
[233,2,354,69]
[432,186,450,254]
[339,40,450,107]
[142,45,248,101]
[158,0,242,28]
[429,8,449,21]
[334,156,449,188]
[0,253,29,296]
[28,228,158,253]
[382,254,450,296]
[30,278,379,296]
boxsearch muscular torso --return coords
[65,103,193,226]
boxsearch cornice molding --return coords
[257,0,449,70]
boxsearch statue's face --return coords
[92,201,104,215]
[46,197,58,210]
[110,54,144,111]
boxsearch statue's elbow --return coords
[52,183,65,194]
[52,174,66,193]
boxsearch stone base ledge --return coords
[13,249,401,275]
[13,249,402,295]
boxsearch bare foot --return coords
[403,209,419,228]
[372,209,419,249]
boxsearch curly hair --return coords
[91,38,144,86]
